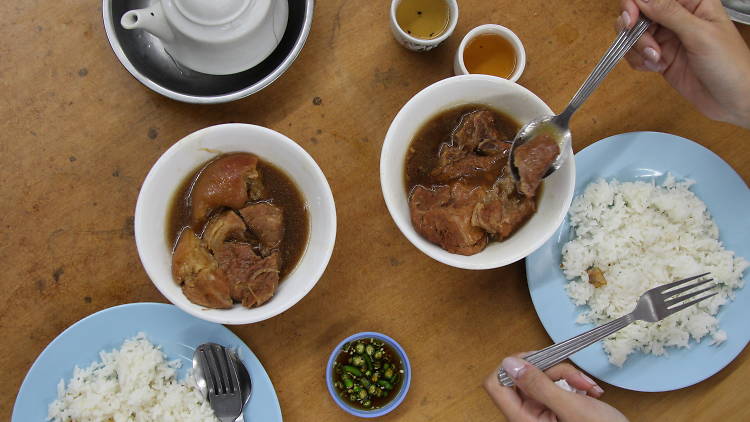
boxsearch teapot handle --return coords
[121,3,175,42]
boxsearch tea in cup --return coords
[454,24,526,82]
[390,0,458,52]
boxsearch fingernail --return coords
[502,357,527,379]
[619,11,631,28]
[644,59,662,72]
[643,47,660,62]
[578,371,598,387]
[593,385,605,395]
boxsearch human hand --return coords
[619,0,750,128]
[483,355,628,422]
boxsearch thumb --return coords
[635,0,705,41]
[502,357,586,420]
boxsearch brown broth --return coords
[404,104,520,192]
[403,105,545,247]
[166,154,309,278]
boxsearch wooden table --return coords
[2,1,749,420]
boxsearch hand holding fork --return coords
[498,273,716,387]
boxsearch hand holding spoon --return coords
[509,17,651,181]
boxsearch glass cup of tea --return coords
[454,24,526,82]
[390,0,459,52]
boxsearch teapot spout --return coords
[121,3,174,42]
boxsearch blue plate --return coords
[526,132,750,392]
[12,303,282,420]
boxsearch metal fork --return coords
[194,343,244,422]
[498,273,717,387]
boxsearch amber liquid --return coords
[463,34,517,79]
[396,0,450,40]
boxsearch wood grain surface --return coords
[2,1,749,421]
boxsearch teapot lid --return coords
[174,0,251,26]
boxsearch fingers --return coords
[624,49,647,71]
[543,363,605,398]
[633,0,705,42]
[633,30,661,62]
[501,356,588,420]
[678,0,726,19]
[618,0,664,72]
[483,370,525,421]
[704,0,736,22]
[624,33,665,72]
[506,356,605,397]
[619,0,640,29]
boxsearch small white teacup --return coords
[390,0,458,52]
[454,24,526,82]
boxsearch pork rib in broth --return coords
[168,153,309,309]
[404,105,558,255]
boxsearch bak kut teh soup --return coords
[168,153,309,310]
[396,0,450,39]
[404,105,559,255]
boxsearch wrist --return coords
[729,68,750,129]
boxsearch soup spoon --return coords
[509,16,651,181]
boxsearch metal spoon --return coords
[194,343,253,422]
[509,16,651,181]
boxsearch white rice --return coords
[48,333,218,422]
[562,175,747,367]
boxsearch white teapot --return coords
[121,0,288,75]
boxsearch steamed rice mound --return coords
[48,333,218,422]
[562,175,747,367]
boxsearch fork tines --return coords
[658,272,710,293]
[198,343,240,397]
[662,273,718,313]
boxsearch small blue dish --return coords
[326,332,411,418]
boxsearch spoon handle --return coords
[557,16,651,125]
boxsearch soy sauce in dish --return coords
[332,338,405,410]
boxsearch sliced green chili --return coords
[332,338,405,410]
[377,380,394,390]
[342,375,354,389]
[362,353,373,371]
[343,365,362,377]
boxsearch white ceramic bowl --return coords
[453,24,526,82]
[380,75,575,270]
[135,124,336,324]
